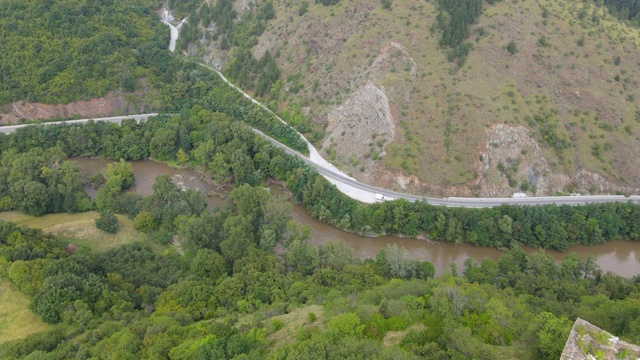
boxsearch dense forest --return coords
[0,0,173,105]
[1,202,640,358]
[168,0,282,99]
[434,0,640,66]
[0,110,639,357]
[601,0,640,23]
[433,0,484,66]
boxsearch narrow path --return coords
[194,63,352,180]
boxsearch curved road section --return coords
[2,115,639,208]
[189,61,639,207]
[253,129,640,207]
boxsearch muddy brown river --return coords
[74,158,640,278]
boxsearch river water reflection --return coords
[74,158,640,278]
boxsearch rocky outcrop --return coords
[321,82,395,174]
[562,318,640,360]
[0,93,137,124]
[479,124,639,197]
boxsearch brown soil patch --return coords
[0,92,146,124]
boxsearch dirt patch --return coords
[383,324,425,347]
[369,42,417,81]
[0,92,146,124]
[368,162,477,197]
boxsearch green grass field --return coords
[0,279,53,344]
[0,211,146,253]
[0,211,166,344]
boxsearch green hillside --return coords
[5,0,640,196]
[0,0,170,105]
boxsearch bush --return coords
[134,211,158,233]
[506,40,518,55]
[271,318,284,331]
[95,211,119,233]
[308,312,317,323]
[538,35,550,47]
[0,196,14,211]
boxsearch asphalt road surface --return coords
[253,130,640,208]
[0,114,157,134]
[2,115,638,208]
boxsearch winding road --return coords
[252,129,640,207]
[4,12,635,209]
[2,109,638,208]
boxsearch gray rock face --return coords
[322,82,395,165]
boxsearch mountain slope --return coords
[147,0,640,196]
[0,0,175,122]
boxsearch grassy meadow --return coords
[0,211,145,253]
[0,279,53,344]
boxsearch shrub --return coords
[308,312,317,323]
[133,211,158,233]
[538,35,550,47]
[271,318,284,331]
[0,196,14,211]
[95,211,119,233]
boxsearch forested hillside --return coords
[0,0,170,105]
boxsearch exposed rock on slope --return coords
[172,0,640,196]
[480,124,639,196]
[321,82,395,176]
[562,318,640,360]
[269,1,640,196]
[0,93,145,124]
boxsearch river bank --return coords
[73,158,640,278]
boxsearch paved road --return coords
[254,130,640,208]
[191,61,640,207]
[0,114,157,134]
[3,114,639,208]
